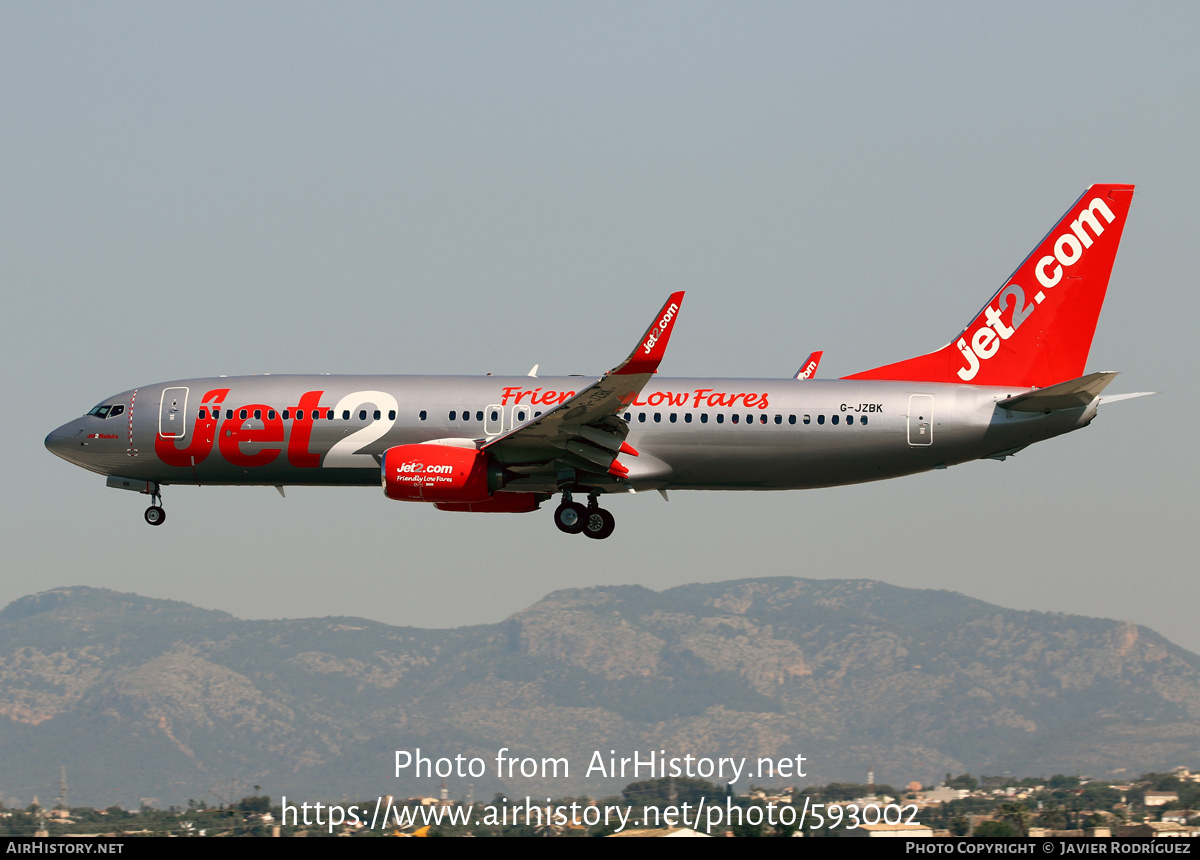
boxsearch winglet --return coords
[611,292,685,376]
[794,350,824,380]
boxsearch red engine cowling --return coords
[382,444,495,503]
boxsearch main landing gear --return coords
[554,489,615,540]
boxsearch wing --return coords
[481,292,684,486]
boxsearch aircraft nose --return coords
[45,422,84,462]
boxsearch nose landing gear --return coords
[144,488,166,527]
[104,477,168,526]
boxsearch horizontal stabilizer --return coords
[1099,391,1157,405]
[997,371,1118,413]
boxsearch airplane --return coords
[46,184,1147,540]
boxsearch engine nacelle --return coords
[382,444,500,503]
[434,493,547,513]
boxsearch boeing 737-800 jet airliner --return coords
[46,184,1146,540]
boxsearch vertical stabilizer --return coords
[844,184,1134,388]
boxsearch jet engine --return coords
[381,443,545,511]
[381,443,501,503]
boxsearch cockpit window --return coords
[88,404,113,419]
[109,404,124,418]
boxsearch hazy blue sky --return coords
[3,3,1196,657]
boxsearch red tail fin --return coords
[844,184,1134,388]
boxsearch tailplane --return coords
[844,184,1135,388]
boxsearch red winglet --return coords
[619,441,640,457]
[794,351,823,380]
[612,292,685,376]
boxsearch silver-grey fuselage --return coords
[45,374,1091,495]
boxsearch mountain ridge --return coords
[0,579,1195,808]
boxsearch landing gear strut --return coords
[144,489,166,526]
[553,488,586,535]
[554,489,615,539]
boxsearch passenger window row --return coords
[416,409,544,422]
[199,406,556,424]
[620,411,869,426]
[198,408,398,421]
[194,406,869,428]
